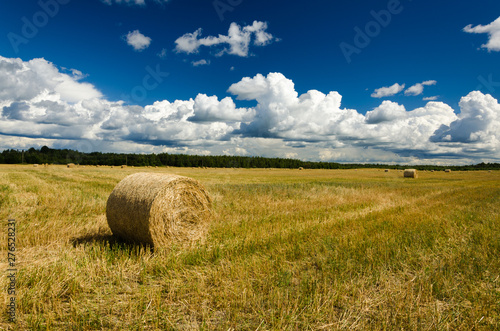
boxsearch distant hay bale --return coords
[33,164,38,167]
[384,169,389,172]
[298,167,304,170]
[404,169,418,178]
[121,165,127,168]
[67,163,76,168]
[445,169,451,173]
[106,172,212,248]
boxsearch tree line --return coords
[1,146,499,171]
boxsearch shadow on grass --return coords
[70,232,153,253]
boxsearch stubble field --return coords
[0,165,499,330]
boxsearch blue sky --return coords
[0,0,499,164]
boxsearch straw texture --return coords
[404,169,418,178]
[106,172,212,247]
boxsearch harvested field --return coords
[0,165,499,329]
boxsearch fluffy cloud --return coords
[371,83,405,98]
[175,21,277,57]
[431,91,500,149]
[1,55,500,164]
[192,59,210,67]
[123,30,151,51]
[365,101,407,124]
[464,16,500,52]
[405,80,437,96]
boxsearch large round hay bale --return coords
[445,169,451,173]
[404,169,418,178]
[106,172,212,247]
[67,163,75,168]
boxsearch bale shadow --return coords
[71,232,153,253]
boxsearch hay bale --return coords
[33,164,38,167]
[404,169,418,178]
[121,165,127,168]
[298,167,304,170]
[384,169,389,172]
[445,169,451,173]
[106,172,212,247]
[67,163,75,168]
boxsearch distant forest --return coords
[1,146,499,171]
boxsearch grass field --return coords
[0,165,499,330]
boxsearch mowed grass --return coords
[0,165,499,330]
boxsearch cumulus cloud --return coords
[423,96,439,101]
[431,91,500,148]
[365,101,407,124]
[371,83,405,98]
[464,16,500,52]
[175,21,277,57]
[123,30,151,51]
[405,80,437,96]
[192,59,210,67]
[1,55,500,164]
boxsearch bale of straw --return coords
[298,167,304,170]
[404,169,418,178]
[33,164,38,167]
[445,169,451,173]
[384,169,389,172]
[106,172,212,247]
[121,165,127,168]
[67,163,75,168]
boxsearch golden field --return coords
[0,165,499,330]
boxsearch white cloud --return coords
[365,101,407,124]
[423,96,439,101]
[192,59,210,67]
[1,55,500,164]
[371,83,405,98]
[431,91,500,148]
[464,16,500,52]
[405,80,437,96]
[123,30,151,51]
[174,21,277,57]
[157,48,167,59]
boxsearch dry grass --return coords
[0,165,499,330]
